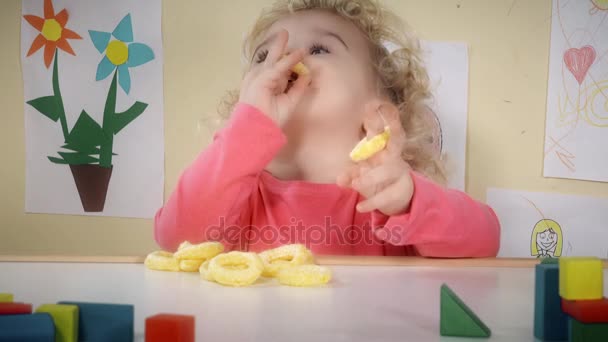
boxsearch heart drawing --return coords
[563,46,596,85]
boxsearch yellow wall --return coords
[1,0,606,256]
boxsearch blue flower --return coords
[89,14,154,94]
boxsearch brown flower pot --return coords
[69,164,113,212]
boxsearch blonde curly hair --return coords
[219,0,446,185]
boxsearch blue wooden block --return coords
[0,313,55,342]
[58,301,133,342]
[534,263,568,341]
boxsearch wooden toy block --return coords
[534,263,569,341]
[541,257,559,264]
[559,257,603,300]
[58,301,133,342]
[562,297,608,323]
[440,284,491,338]
[0,302,33,315]
[0,293,13,303]
[568,317,608,341]
[0,312,55,341]
[35,304,79,342]
[145,313,195,342]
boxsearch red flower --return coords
[23,0,82,68]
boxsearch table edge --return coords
[1,255,607,268]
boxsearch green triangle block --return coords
[440,284,491,338]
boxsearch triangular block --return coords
[440,284,491,338]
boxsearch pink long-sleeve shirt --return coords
[155,103,500,257]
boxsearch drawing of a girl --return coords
[530,219,563,258]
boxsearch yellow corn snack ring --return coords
[179,259,205,272]
[277,264,332,287]
[144,251,180,272]
[199,259,214,282]
[349,126,390,162]
[259,244,314,278]
[173,241,224,261]
[208,251,264,287]
[291,61,309,76]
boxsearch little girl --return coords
[155,0,500,257]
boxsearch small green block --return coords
[440,284,491,338]
[569,318,608,341]
[0,293,13,303]
[35,304,79,342]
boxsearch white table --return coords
[1,262,606,341]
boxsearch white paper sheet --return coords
[22,0,164,218]
[543,0,608,182]
[487,188,608,259]
[421,41,469,191]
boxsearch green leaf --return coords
[27,95,61,122]
[60,144,116,156]
[57,152,99,165]
[112,101,147,134]
[48,156,68,164]
[61,143,100,155]
[66,110,108,152]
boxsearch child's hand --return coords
[337,108,414,216]
[239,29,311,125]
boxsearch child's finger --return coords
[352,162,400,198]
[362,111,385,139]
[384,109,407,155]
[272,49,306,78]
[336,164,360,187]
[355,180,403,213]
[265,29,289,66]
[337,160,373,188]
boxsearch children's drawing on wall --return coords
[21,0,164,218]
[487,188,607,259]
[544,0,608,183]
[530,219,563,258]
[523,196,565,258]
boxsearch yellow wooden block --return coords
[0,293,13,302]
[559,257,603,300]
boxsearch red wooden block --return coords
[562,297,608,323]
[0,302,33,315]
[146,313,195,342]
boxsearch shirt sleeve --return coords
[154,103,286,251]
[371,171,501,257]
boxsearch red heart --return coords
[563,46,596,85]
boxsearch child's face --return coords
[537,229,557,251]
[251,9,380,136]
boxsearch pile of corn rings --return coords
[145,242,331,287]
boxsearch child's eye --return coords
[310,44,330,55]
[255,50,268,64]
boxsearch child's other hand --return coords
[239,29,311,125]
[337,108,414,216]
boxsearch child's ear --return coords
[361,100,400,138]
